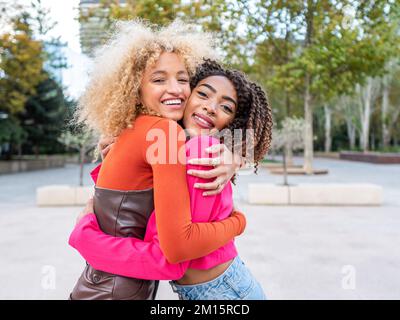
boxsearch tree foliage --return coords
[230,0,400,164]
[19,76,70,155]
[0,0,70,158]
[0,13,46,114]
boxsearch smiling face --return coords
[183,75,238,137]
[139,52,191,121]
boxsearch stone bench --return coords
[36,185,94,206]
[340,151,400,164]
[248,183,383,206]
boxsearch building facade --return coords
[79,0,127,56]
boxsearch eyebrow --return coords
[151,70,188,76]
[199,83,237,106]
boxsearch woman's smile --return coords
[192,112,215,129]
[140,52,191,120]
[183,75,238,136]
[161,98,185,110]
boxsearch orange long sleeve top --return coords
[96,115,246,263]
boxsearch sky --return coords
[40,0,82,53]
[1,0,91,99]
[38,0,91,100]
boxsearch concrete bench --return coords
[248,183,383,206]
[248,184,289,205]
[36,185,94,206]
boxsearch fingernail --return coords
[187,170,192,175]
[194,183,199,188]
[188,159,194,164]
[203,192,208,196]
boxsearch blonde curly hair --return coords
[75,19,219,137]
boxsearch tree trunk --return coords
[79,145,85,187]
[303,72,314,174]
[361,101,370,152]
[282,147,288,186]
[388,105,400,147]
[17,143,22,171]
[324,104,332,152]
[286,146,294,167]
[359,79,373,152]
[381,75,390,148]
[286,93,291,117]
[342,96,357,150]
[34,145,39,159]
[346,120,356,150]
[371,132,376,150]
[381,60,400,149]
[303,1,314,174]
[18,143,22,158]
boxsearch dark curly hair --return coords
[189,59,273,173]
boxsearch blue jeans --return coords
[169,256,266,300]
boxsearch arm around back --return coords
[147,119,246,264]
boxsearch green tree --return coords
[0,115,27,159]
[270,117,306,185]
[0,1,70,158]
[381,60,400,148]
[58,127,96,186]
[18,75,69,156]
[236,0,400,172]
[0,12,46,115]
[93,0,227,28]
[79,0,229,56]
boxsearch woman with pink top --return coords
[69,60,273,299]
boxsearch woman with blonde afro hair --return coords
[69,20,247,300]
[76,19,218,137]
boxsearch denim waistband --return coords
[170,256,241,291]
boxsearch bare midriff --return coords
[176,259,234,285]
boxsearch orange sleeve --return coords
[144,118,246,264]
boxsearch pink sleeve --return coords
[185,136,234,255]
[68,213,189,280]
[185,136,221,220]
[69,136,230,279]
[76,165,188,279]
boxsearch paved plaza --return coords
[0,157,399,300]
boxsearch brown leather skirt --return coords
[69,187,158,300]
[69,263,159,300]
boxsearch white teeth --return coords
[194,115,212,127]
[162,99,181,105]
